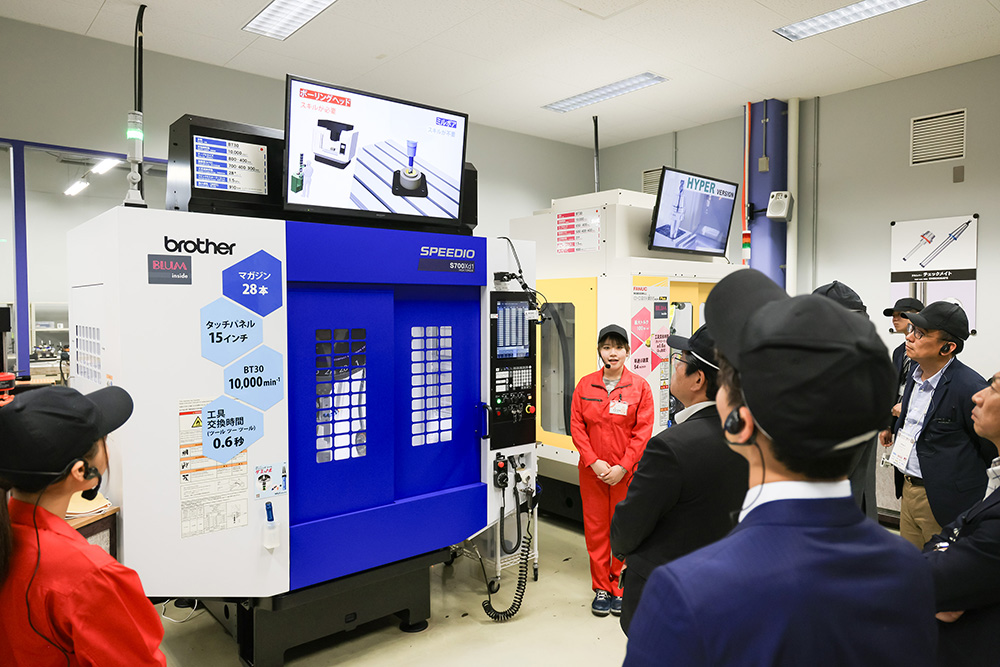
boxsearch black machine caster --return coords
[487,578,500,594]
[533,564,538,581]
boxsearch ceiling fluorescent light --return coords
[91,158,122,175]
[543,72,667,113]
[243,0,339,40]
[774,0,925,41]
[64,178,90,196]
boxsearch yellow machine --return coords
[509,190,741,518]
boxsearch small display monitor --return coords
[284,75,469,231]
[647,166,739,257]
[166,115,285,219]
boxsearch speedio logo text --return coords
[419,246,475,259]
[163,236,236,255]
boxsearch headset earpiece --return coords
[940,343,951,355]
[724,409,745,435]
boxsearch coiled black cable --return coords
[479,515,533,622]
[499,473,522,555]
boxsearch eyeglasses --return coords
[670,352,688,366]
[905,324,942,341]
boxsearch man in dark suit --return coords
[813,280,877,518]
[610,325,747,635]
[923,370,1000,665]
[879,301,992,547]
[624,269,937,667]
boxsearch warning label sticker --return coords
[178,399,249,539]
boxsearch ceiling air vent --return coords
[910,109,965,166]
[641,168,661,195]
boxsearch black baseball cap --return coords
[706,269,895,456]
[903,301,969,352]
[0,385,133,485]
[882,297,924,317]
[813,280,867,314]
[668,324,719,370]
[598,324,629,347]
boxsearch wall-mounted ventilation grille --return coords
[911,109,965,165]
[641,168,661,195]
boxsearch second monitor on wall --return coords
[647,166,739,257]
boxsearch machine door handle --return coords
[477,402,490,440]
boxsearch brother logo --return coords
[419,246,475,259]
[163,236,236,255]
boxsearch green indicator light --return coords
[127,128,144,140]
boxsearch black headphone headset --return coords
[724,409,745,436]
[940,342,953,355]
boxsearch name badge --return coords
[888,432,916,470]
[610,400,628,416]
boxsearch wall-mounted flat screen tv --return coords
[647,166,739,257]
[284,75,469,230]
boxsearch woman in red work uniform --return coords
[571,324,654,617]
[0,386,166,666]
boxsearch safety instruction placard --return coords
[178,399,249,539]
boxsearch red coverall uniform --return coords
[571,367,654,594]
[0,498,166,666]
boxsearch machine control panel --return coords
[489,293,536,450]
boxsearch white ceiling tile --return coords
[1,0,999,147]
[328,0,493,36]
[0,0,102,35]
[348,43,510,109]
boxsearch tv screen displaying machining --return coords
[647,166,739,257]
[284,75,469,226]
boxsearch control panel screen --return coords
[497,301,530,359]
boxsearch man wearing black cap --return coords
[812,279,878,519]
[0,386,165,666]
[884,297,925,410]
[881,301,992,548]
[624,269,937,666]
[610,325,747,635]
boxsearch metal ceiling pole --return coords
[593,116,600,192]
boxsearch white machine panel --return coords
[68,207,289,597]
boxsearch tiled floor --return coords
[159,514,628,666]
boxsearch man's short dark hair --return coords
[716,354,859,481]
[682,351,718,401]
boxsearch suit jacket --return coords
[624,497,938,667]
[610,404,747,633]
[924,486,1000,666]
[893,358,992,526]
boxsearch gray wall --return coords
[808,54,1000,377]
[0,17,592,304]
[601,116,746,260]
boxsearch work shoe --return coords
[592,590,612,616]
[611,595,623,616]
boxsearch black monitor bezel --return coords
[283,74,470,232]
[646,165,740,258]
[166,114,285,219]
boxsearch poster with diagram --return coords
[889,214,978,329]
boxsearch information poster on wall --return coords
[889,214,978,329]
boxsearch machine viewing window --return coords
[496,301,530,359]
[315,328,367,463]
[410,325,455,446]
[74,325,102,384]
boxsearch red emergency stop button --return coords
[526,405,536,414]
